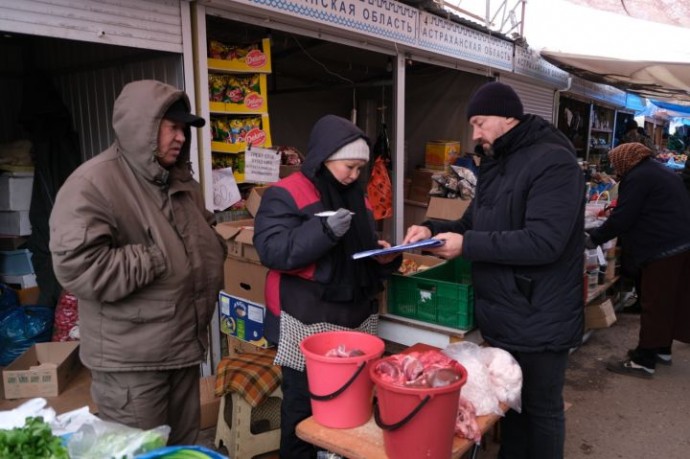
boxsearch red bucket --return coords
[300,331,385,428]
[370,357,467,459]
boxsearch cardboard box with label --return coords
[2,342,82,399]
[219,291,270,347]
[585,298,617,329]
[425,140,460,171]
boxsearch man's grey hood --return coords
[112,80,193,185]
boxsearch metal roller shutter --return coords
[0,0,183,53]
[501,76,556,123]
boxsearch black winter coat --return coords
[253,116,400,343]
[589,158,690,271]
[425,115,585,352]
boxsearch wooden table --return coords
[296,408,503,459]
[296,342,506,459]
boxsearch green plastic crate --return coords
[388,257,474,330]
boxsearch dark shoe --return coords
[606,358,654,379]
[627,349,672,366]
[655,353,673,366]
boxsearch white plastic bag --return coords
[443,342,503,416]
[443,342,523,415]
[67,418,170,459]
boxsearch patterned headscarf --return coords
[608,142,652,176]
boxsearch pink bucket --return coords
[300,331,385,428]
[370,357,467,459]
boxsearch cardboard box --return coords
[246,185,270,217]
[17,286,40,305]
[426,197,471,221]
[0,273,37,289]
[208,38,272,74]
[0,173,33,211]
[219,291,269,347]
[0,236,27,251]
[209,73,269,114]
[398,252,446,276]
[0,249,34,276]
[215,219,259,263]
[2,342,82,399]
[425,140,460,171]
[199,375,221,429]
[585,298,617,329]
[223,257,267,305]
[0,210,31,236]
[407,168,434,203]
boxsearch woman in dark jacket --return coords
[253,114,401,458]
[588,142,690,378]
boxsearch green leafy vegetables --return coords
[0,416,69,459]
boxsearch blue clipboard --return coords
[351,239,444,260]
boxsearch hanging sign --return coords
[244,147,281,183]
[223,0,418,45]
[418,12,513,71]
[212,167,242,211]
[513,46,569,87]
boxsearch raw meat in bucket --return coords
[324,345,365,357]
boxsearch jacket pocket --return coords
[50,223,87,252]
[101,297,176,323]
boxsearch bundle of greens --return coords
[0,416,68,459]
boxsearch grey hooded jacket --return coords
[49,80,226,371]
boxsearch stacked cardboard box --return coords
[0,172,33,236]
[214,186,271,348]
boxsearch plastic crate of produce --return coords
[388,257,474,330]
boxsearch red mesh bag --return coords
[53,290,79,342]
[367,156,393,220]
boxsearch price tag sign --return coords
[244,147,281,183]
[212,167,241,211]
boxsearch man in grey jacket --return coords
[50,80,226,444]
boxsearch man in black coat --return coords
[404,81,585,459]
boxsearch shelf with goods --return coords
[193,18,274,187]
[587,105,616,172]
[208,38,273,185]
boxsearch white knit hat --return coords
[327,138,370,162]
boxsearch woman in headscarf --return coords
[587,142,690,378]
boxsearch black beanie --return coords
[467,81,524,120]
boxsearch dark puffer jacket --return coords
[253,115,400,343]
[425,115,585,352]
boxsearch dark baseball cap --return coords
[163,99,205,127]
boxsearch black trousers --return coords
[279,366,317,459]
[498,349,569,459]
[633,249,690,367]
